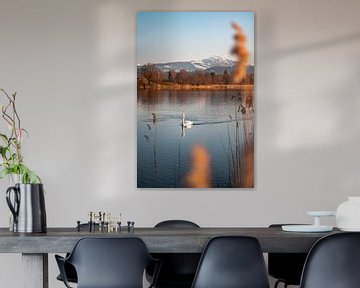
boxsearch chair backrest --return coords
[150,220,201,286]
[155,220,200,228]
[300,232,360,288]
[191,236,270,288]
[268,224,308,285]
[66,237,154,288]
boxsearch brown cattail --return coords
[186,145,211,188]
[231,22,250,83]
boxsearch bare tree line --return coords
[137,63,254,89]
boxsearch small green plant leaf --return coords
[21,128,29,137]
[0,168,9,179]
[0,133,8,142]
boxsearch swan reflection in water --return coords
[180,113,193,138]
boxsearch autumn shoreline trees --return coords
[137,63,254,89]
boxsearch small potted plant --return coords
[0,88,46,233]
[0,89,40,183]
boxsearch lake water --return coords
[137,89,254,188]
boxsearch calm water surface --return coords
[137,89,254,188]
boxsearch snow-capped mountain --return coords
[190,56,236,70]
[138,56,238,73]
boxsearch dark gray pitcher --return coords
[6,183,47,233]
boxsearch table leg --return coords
[22,253,48,288]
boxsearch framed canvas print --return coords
[137,12,254,188]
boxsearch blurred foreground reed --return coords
[186,145,211,188]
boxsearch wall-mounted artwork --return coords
[137,12,254,188]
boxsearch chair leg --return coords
[274,280,289,288]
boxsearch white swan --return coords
[181,114,193,128]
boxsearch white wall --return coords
[0,0,360,287]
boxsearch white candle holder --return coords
[282,211,335,232]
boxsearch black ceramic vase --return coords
[6,183,47,233]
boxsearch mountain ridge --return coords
[138,56,254,74]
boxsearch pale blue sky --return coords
[137,12,254,65]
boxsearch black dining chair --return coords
[55,237,160,288]
[56,262,77,284]
[146,220,201,288]
[56,223,99,284]
[191,236,270,288]
[268,224,308,288]
[300,232,360,288]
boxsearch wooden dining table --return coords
[0,226,339,288]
